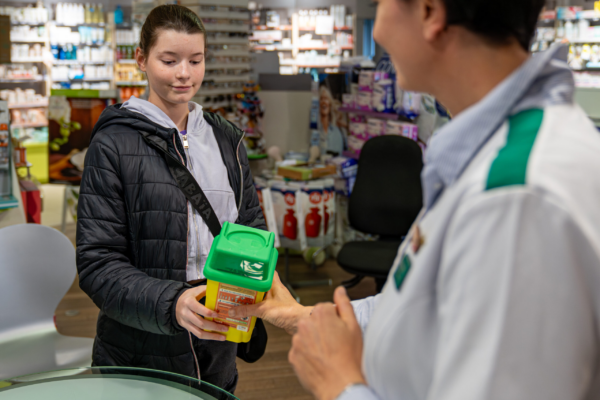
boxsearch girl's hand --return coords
[175,285,229,341]
[228,272,312,335]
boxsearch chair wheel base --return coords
[342,275,365,289]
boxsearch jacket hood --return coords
[92,102,244,145]
[91,103,176,143]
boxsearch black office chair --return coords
[337,135,423,293]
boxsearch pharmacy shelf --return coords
[569,39,600,44]
[298,46,353,50]
[205,62,251,70]
[210,49,251,57]
[194,10,249,20]
[204,74,250,83]
[53,77,113,82]
[116,81,148,86]
[253,25,292,31]
[10,38,48,43]
[252,45,293,51]
[338,107,417,122]
[53,60,114,65]
[10,58,45,63]
[116,59,137,64]
[179,0,249,7]
[11,122,48,129]
[299,26,353,31]
[283,63,341,68]
[9,101,49,109]
[198,87,242,96]
[201,100,233,109]
[204,23,249,33]
[0,78,45,83]
[9,22,47,26]
[209,37,250,45]
[54,23,106,27]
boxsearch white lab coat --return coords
[344,104,600,400]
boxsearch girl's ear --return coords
[136,47,147,72]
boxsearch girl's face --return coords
[137,29,205,106]
[373,0,439,92]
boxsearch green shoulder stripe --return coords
[486,109,544,190]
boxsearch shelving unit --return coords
[249,7,356,75]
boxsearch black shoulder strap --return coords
[164,154,222,238]
[138,130,222,238]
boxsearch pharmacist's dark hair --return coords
[405,0,545,51]
[139,4,206,56]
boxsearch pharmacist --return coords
[228,0,600,399]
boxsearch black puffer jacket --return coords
[76,105,266,387]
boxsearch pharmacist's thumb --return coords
[228,303,261,319]
[333,286,355,325]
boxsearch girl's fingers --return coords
[188,312,229,333]
[188,299,219,318]
[187,323,227,341]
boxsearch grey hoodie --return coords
[122,96,238,280]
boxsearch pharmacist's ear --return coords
[136,47,147,72]
[421,0,447,44]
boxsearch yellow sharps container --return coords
[204,221,278,343]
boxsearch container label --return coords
[214,283,258,332]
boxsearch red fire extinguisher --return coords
[283,209,298,239]
[323,205,329,234]
[305,207,322,238]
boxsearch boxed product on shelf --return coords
[342,93,355,108]
[386,120,418,141]
[367,118,386,137]
[299,181,325,246]
[10,25,47,41]
[372,79,395,113]
[349,121,368,140]
[358,70,374,91]
[328,156,357,179]
[347,135,366,155]
[0,5,49,24]
[0,65,41,80]
[356,91,372,111]
[0,88,45,105]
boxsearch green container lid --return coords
[204,222,278,292]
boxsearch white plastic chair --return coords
[0,224,93,379]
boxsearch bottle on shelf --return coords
[85,4,91,24]
[115,5,123,25]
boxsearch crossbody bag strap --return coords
[139,131,222,237]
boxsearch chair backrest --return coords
[349,135,423,237]
[0,224,76,334]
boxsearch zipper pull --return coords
[182,135,189,149]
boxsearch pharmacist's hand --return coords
[289,286,366,400]
[175,286,229,341]
[228,272,310,335]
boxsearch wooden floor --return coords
[55,223,378,400]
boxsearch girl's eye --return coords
[162,60,174,65]
[190,60,202,65]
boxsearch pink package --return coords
[402,123,419,141]
[358,70,375,91]
[385,120,404,136]
[350,122,369,140]
[348,135,367,155]
[348,113,366,123]
[357,91,372,111]
[342,93,356,109]
[373,71,389,82]
[367,118,386,138]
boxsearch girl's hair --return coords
[138,4,206,57]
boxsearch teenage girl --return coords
[76,5,265,393]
